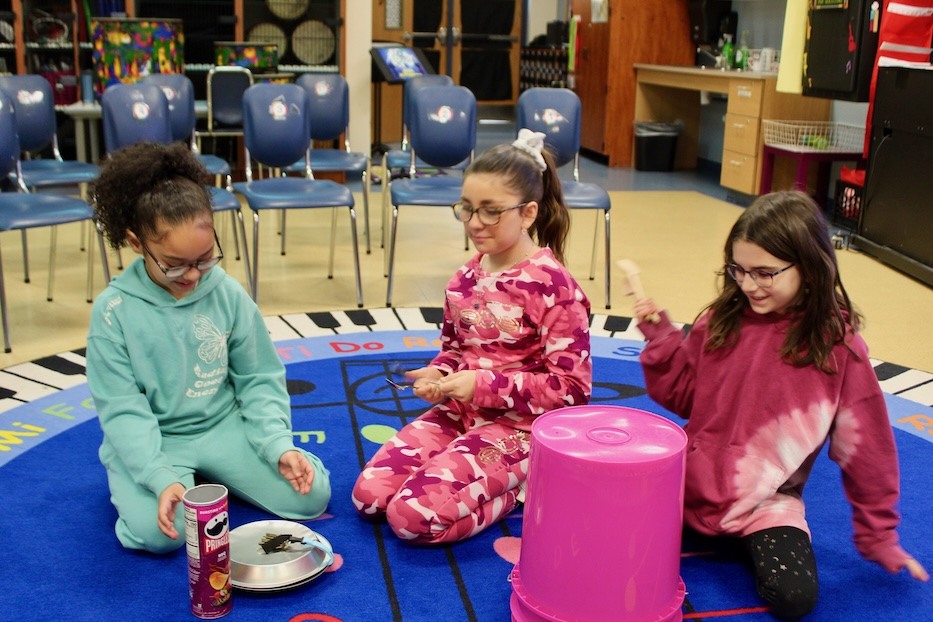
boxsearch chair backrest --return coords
[401,74,454,148]
[0,74,58,154]
[140,73,196,143]
[207,66,253,130]
[242,83,311,170]
[515,87,582,171]
[407,85,476,168]
[101,83,173,154]
[295,72,348,143]
[0,91,22,179]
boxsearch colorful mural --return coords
[90,18,184,96]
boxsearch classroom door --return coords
[373,0,522,105]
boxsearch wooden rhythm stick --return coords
[616,259,660,323]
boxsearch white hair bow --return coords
[512,128,547,172]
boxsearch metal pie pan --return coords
[229,519,332,592]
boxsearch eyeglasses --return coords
[725,263,795,288]
[142,230,224,281]
[452,202,527,226]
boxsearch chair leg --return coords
[236,209,254,300]
[589,212,599,281]
[21,229,30,283]
[224,174,242,261]
[250,211,261,302]
[47,226,58,301]
[386,204,400,307]
[603,209,611,310]
[361,168,371,255]
[347,205,364,308]
[96,221,112,288]
[0,243,10,353]
[328,208,337,278]
[228,209,242,261]
[279,209,287,255]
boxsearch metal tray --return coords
[229,519,333,592]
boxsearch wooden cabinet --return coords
[570,0,694,166]
[634,65,831,195]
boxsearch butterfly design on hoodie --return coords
[193,314,228,365]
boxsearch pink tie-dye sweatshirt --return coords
[639,308,911,573]
[430,248,592,430]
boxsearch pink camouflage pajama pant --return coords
[351,398,530,544]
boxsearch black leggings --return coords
[742,526,819,620]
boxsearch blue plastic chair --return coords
[382,74,455,176]
[287,73,372,254]
[385,84,476,307]
[516,87,612,309]
[100,83,249,283]
[139,73,242,260]
[232,83,363,307]
[205,66,253,137]
[0,74,100,192]
[140,73,232,182]
[0,91,110,353]
[0,75,102,284]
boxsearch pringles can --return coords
[183,484,232,618]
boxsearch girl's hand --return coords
[157,482,186,539]
[634,298,661,324]
[902,556,930,582]
[278,450,315,495]
[406,366,445,404]
[438,370,476,403]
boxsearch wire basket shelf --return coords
[762,120,865,153]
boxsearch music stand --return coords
[370,44,435,155]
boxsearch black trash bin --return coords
[634,121,682,172]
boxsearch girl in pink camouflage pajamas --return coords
[635,191,928,619]
[352,129,592,544]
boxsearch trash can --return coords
[634,121,682,172]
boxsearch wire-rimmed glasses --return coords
[142,230,224,281]
[725,263,795,288]
[452,202,527,226]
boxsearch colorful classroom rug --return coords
[1,308,930,622]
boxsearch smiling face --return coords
[459,172,538,269]
[731,239,802,315]
[127,216,218,299]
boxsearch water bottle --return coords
[720,34,734,70]
[81,71,95,104]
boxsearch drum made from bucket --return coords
[511,405,688,622]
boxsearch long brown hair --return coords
[704,191,861,372]
[464,141,570,263]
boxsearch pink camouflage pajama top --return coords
[351,247,591,543]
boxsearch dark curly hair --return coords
[92,142,214,249]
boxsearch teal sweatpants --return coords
[100,412,331,554]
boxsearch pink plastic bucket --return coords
[511,405,688,622]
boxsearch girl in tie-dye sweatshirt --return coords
[635,191,928,619]
[352,130,592,544]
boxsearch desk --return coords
[59,100,209,164]
[633,65,831,195]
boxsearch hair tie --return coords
[512,128,547,172]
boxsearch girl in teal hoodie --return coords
[88,142,330,553]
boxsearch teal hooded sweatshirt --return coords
[87,259,298,498]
